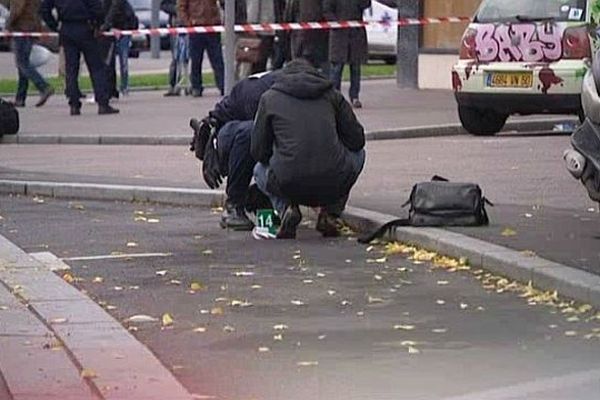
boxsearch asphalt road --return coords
[1,195,599,400]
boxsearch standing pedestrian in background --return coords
[324,0,370,109]
[162,0,189,96]
[7,0,54,108]
[101,0,138,96]
[245,0,285,74]
[286,0,329,75]
[178,0,225,97]
[41,0,119,115]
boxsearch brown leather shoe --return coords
[35,87,54,107]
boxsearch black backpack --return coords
[0,98,19,136]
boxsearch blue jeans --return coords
[168,34,189,88]
[189,33,224,95]
[254,149,366,216]
[116,36,131,92]
[13,37,49,102]
[217,121,256,206]
[330,62,361,100]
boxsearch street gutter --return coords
[1,180,598,309]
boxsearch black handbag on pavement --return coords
[358,176,492,243]
[0,98,19,136]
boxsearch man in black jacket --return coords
[41,0,119,115]
[251,59,366,239]
[192,70,281,230]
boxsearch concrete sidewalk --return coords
[3,80,575,140]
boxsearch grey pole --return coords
[150,0,160,59]
[224,0,236,95]
[397,0,419,88]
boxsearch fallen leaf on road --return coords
[291,300,305,306]
[162,313,174,327]
[407,346,421,355]
[251,284,263,290]
[211,307,224,315]
[564,331,578,337]
[50,318,68,324]
[190,282,205,291]
[169,279,182,285]
[401,340,417,347]
[501,228,517,237]
[230,300,253,308]
[368,296,384,304]
[0,306,7,311]
[126,242,138,248]
[62,273,75,284]
[303,279,314,284]
[258,346,270,353]
[437,280,449,286]
[297,361,318,367]
[316,273,326,278]
[80,368,97,379]
[223,325,235,333]
[432,328,448,334]
[202,249,213,255]
[273,334,283,341]
[566,316,580,323]
[147,218,160,224]
[193,327,207,333]
[327,290,336,296]
[273,324,289,331]
[460,303,469,310]
[233,271,254,277]
[214,297,229,303]
[374,274,383,281]
[155,270,168,277]
[128,285,140,290]
[393,324,415,331]
[356,311,365,317]
[436,300,446,305]
[366,246,374,252]
[92,277,104,283]
[341,300,352,306]
[318,335,327,340]
[114,286,124,291]
[126,314,158,323]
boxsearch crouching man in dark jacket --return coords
[251,59,366,239]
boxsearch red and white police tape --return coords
[0,16,472,38]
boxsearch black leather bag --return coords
[358,176,491,243]
[0,98,19,136]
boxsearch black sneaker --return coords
[163,88,180,97]
[316,210,340,237]
[220,203,254,231]
[276,205,302,239]
[98,104,120,115]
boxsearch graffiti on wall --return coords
[475,23,564,62]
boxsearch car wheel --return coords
[458,105,508,136]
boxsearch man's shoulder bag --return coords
[358,176,492,244]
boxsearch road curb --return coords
[342,206,600,309]
[0,118,576,146]
[0,179,225,207]
[2,179,598,308]
[0,234,194,400]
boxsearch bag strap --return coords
[357,218,410,244]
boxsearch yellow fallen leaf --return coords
[50,318,68,324]
[126,242,138,248]
[258,346,270,353]
[566,316,580,323]
[211,307,224,315]
[92,276,104,283]
[400,340,417,347]
[501,228,517,237]
[162,313,174,327]
[291,300,305,306]
[407,346,421,355]
[190,282,205,291]
[564,331,578,337]
[578,304,593,314]
[273,334,283,341]
[367,296,384,304]
[202,249,213,255]
[62,273,75,284]
[193,327,207,333]
[251,284,263,290]
[223,325,235,333]
[230,300,253,308]
[273,324,289,331]
[437,280,449,286]
[80,368,97,379]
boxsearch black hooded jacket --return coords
[251,60,365,205]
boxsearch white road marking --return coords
[62,252,172,261]
[441,368,600,400]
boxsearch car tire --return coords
[458,105,508,136]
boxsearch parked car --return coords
[131,0,170,50]
[452,0,593,135]
[364,0,397,64]
[0,4,10,52]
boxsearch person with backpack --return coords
[6,0,55,108]
[101,0,138,96]
[251,58,366,239]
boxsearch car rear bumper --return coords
[455,92,581,115]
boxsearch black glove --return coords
[202,131,223,189]
[189,117,215,161]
